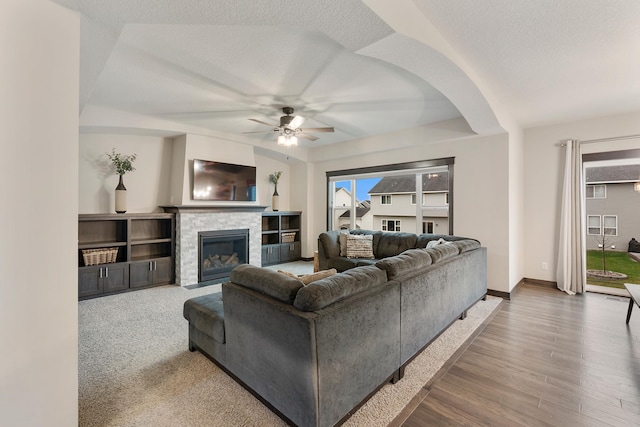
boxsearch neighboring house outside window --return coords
[381,195,392,205]
[382,219,401,231]
[586,184,606,198]
[587,215,601,235]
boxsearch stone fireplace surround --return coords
[162,206,265,286]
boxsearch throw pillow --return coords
[426,238,452,248]
[278,268,338,285]
[345,234,374,259]
[339,232,349,256]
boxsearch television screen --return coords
[192,159,257,201]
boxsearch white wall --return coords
[78,133,293,213]
[308,123,513,292]
[523,111,640,282]
[79,133,173,213]
[0,1,79,426]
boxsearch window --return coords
[445,193,449,204]
[603,215,618,236]
[587,215,601,235]
[327,157,454,234]
[586,184,606,198]
[382,219,401,231]
[423,221,434,233]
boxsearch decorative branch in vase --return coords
[106,148,137,214]
[269,171,282,212]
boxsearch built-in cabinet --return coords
[78,213,175,299]
[261,211,302,266]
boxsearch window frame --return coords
[587,215,602,235]
[586,184,606,199]
[382,219,401,232]
[603,215,618,236]
[326,157,455,234]
[381,194,392,205]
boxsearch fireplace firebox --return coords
[198,229,249,282]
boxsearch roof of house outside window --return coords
[585,165,640,183]
[339,207,371,218]
[368,172,449,194]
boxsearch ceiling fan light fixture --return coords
[277,134,297,147]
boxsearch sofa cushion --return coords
[415,234,472,248]
[346,234,374,259]
[183,292,225,343]
[327,257,360,272]
[319,230,342,259]
[376,232,418,258]
[278,268,338,285]
[455,239,481,253]
[293,265,388,311]
[375,249,433,280]
[424,243,460,263]
[230,264,303,303]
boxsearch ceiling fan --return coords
[243,107,334,146]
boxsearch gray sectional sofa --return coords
[183,231,487,427]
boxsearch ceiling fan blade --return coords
[242,130,277,134]
[248,118,277,127]
[288,115,305,129]
[301,127,334,133]
[299,133,319,142]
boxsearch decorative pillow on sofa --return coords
[339,232,349,256]
[278,268,338,285]
[345,234,374,259]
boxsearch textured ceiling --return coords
[53,0,640,149]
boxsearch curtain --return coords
[556,140,585,295]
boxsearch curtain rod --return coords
[557,134,640,147]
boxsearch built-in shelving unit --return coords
[261,211,302,266]
[78,213,175,299]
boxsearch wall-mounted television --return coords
[192,159,257,201]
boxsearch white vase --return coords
[115,175,127,213]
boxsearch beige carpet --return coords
[79,265,501,427]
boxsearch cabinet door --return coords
[103,263,129,293]
[153,258,173,285]
[261,244,281,265]
[129,261,154,288]
[280,242,301,262]
[78,266,103,298]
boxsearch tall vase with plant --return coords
[269,171,282,212]
[106,148,137,214]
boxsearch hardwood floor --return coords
[398,284,640,426]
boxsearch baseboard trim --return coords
[487,277,558,300]
[523,277,557,288]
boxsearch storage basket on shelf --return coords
[281,232,296,243]
[82,247,119,266]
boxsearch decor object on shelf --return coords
[268,171,282,212]
[106,148,137,214]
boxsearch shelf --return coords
[78,241,127,250]
[131,238,173,245]
[78,213,175,299]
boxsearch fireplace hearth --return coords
[198,229,249,282]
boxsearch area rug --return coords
[79,276,501,427]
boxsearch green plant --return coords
[106,148,137,175]
[268,171,282,185]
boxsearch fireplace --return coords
[198,229,249,282]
